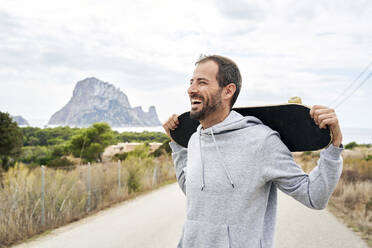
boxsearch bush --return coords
[152,140,171,157]
[112,144,153,162]
[365,155,372,162]
[116,131,168,143]
[22,126,80,146]
[47,157,74,168]
[126,161,142,193]
[345,141,358,150]
[113,152,128,161]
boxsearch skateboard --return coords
[170,104,332,152]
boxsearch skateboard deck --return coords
[170,104,332,152]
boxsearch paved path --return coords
[13,183,368,248]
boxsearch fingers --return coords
[318,113,337,129]
[319,115,338,129]
[309,105,328,119]
[168,114,179,129]
[310,105,342,146]
[162,114,179,139]
[310,105,335,126]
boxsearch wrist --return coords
[332,136,342,147]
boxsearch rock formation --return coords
[48,77,161,127]
[12,115,29,126]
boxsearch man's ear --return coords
[223,83,236,101]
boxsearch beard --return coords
[190,89,222,121]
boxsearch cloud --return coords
[0,0,372,128]
[0,11,21,38]
[216,0,266,20]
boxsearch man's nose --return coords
[188,82,198,95]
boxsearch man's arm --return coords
[263,106,343,209]
[163,114,187,195]
[169,141,187,195]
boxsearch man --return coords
[162,55,343,248]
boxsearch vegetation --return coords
[345,141,371,150]
[152,140,171,157]
[0,120,176,245]
[18,124,169,166]
[345,141,358,150]
[116,131,168,143]
[21,127,168,148]
[22,126,80,146]
[69,123,115,163]
[0,111,23,172]
[296,144,372,246]
[0,152,175,247]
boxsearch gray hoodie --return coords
[170,110,343,248]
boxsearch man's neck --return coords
[200,107,231,129]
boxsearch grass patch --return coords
[0,154,175,247]
[294,147,372,246]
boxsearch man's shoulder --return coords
[237,122,276,138]
[188,131,199,144]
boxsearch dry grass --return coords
[294,148,372,246]
[0,154,175,247]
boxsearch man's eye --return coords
[200,81,206,84]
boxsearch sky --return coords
[0,0,371,129]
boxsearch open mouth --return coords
[191,99,202,107]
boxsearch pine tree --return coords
[0,111,23,171]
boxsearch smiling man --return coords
[162,55,343,248]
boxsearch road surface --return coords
[14,183,368,248]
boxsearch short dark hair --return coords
[195,54,242,108]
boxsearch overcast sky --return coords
[0,0,371,129]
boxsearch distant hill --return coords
[48,77,161,127]
[12,115,29,126]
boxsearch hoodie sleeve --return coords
[262,131,343,210]
[169,141,188,195]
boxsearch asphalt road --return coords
[13,183,368,248]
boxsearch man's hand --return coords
[162,114,179,142]
[310,105,342,147]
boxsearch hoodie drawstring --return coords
[199,127,235,191]
[210,128,235,189]
[199,128,206,191]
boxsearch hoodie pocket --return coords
[182,219,229,248]
[228,223,261,248]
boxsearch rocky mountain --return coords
[48,77,161,127]
[12,115,29,126]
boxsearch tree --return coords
[69,122,114,162]
[0,111,23,171]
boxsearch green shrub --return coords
[365,155,372,162]
[113,144,153,162]
[345,142,358,150]
[127,144,152,159]
[117,131,168,143]
[113,152,128,161]
[152,140,171,157]
[47,157,74,168]
[126,161,142,193]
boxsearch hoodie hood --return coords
[197,110,263,191]
[196,110,263,135]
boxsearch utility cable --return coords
[329,61,372,107]
[333,72,372,108]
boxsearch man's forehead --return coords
[192,60,218,80]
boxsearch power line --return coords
[329,61,372,107]
[333,72,372,108]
